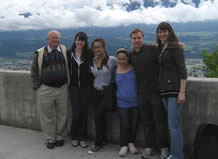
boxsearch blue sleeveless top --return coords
[115,69,138,108]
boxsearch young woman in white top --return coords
[88,38,117,154]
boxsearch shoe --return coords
[141,148,152,159]
[80,141,88,148]
[46,139,56,149]
[88,145,103,154]
[119,146,128,157]
[72,140,79,146]
[56,140,64,147]
[160,148,169,159]
[128,143,137,154]
[165,155,171,159]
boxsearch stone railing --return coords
[1,70,218,157]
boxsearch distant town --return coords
[186,59,206,77]
[0,58,206,78]
[0,59,32,72]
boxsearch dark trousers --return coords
[70,87,90,141]
[93,89,108,146]
[119,107,139,147]
[139,92,169,148]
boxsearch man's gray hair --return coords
[47,30,61,38]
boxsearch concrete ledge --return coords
[1,70,218,157]
[0,70,40,130]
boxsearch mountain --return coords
[16,0,205,19]
[126,0,202,10]
[0,21,218,59]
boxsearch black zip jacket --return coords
[158,42,187,96]
[67,48,94,88]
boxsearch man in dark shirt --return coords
[31,30,70,149]
[129,28,169,159]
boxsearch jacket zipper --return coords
[78,64,80,88]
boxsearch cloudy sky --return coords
[0,0,217,31]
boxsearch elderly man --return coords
[129,28,169,159]
[31,30,70,149]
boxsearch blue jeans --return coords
[161,97,184,159]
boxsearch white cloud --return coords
[0,0,217,31]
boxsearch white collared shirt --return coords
[47,45,61,53]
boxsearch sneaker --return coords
[141,148,152,159]
[128,143,137,154]
[119,146,128,157]
[46,139,56,149]
[80,141,88,148]
[88,145,103,154]
[56,140,64,147]
[72,140,79,146]
[166,155,171,159]
[160,148,169,159]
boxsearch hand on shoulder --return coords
[178,42,185,49]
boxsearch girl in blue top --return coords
[115,48,139,157]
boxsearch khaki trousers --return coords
[38,84,68,141]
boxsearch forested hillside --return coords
[0,22,218,59]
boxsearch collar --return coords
[132,44,145,54]
[71,51,83,65]
[47,45,61,53]
[166,42,179,49]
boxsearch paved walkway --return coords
[0,125,161,159]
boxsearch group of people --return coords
[31,21,187,159]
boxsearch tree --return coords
[201,46,218,77]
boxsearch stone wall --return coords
[1,70,218,157]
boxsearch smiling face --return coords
[47,31,60,49]
[75,37,86,49]
[117,52,129,66]
[156,22,179,45]
[157,29,169,43]
[131,32,144,51]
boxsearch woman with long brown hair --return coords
[67,32,93,148]
[156,22,187,159]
